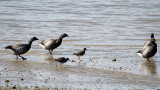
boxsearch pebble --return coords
[112,59,116,62]
[5,80,9,83]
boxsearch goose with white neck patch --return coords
[136,33,157,61]
[39,33,69,54]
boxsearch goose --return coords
[55,57,69,67]
[73,48,87,61]
[137,34,157,61]
[39,33,69,54]
[5,37,39,60]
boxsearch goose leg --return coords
[49,50,51,54]
[147,58,150,62]
[49,49,53,54]
[15,51,18,59]
[16,55,18,59]
[51,49,53,54]
[19,55,27,60]
[61,64,62,68]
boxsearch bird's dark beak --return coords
[35,38,39,40]
[67,35,69,37]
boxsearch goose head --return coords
[31,37,39,41]
[60,33,69,38]
[151,33,156,42]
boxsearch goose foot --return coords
[22,57,27,60]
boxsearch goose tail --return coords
[73,53,77,55]
[136,50,143,57]
[38,43,45,48]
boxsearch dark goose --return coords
[5,37,39,60]
[137,34,157,61]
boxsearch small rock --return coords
[72,60,76,62]
[45,79,47,83]
[89,59,93,62]
[12,85,16,89]
[34,86,39,89]
[5,80,9,83]
[112,59,116,62]
[120,67,122,70]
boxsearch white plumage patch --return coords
[38,43,45,48]
[136,52,143,57]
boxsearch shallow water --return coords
[0,0,160,89]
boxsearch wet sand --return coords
[0,55,160,89]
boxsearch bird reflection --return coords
[44,54,54,60]
[138,59,156,75]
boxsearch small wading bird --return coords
[136,33,157,61]
[39,33,69,54]
[55,57,69,67]
[73,48,87,61]
[5,37,39,60]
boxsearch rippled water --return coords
[0,0,160,89]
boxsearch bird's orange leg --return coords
[56,62,58,67]
[78,56,82,61]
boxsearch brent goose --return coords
[73,48,87,61]
[137,34,157,61]
[5,37,39,60]
[143,33,156,49]
[55,57,69,67]
[39,33,69,54]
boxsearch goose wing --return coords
[41,39,55,45]
[14,44,29,55]
[40,39,56,49]
[141,42,157,58]
[143,41,150,49]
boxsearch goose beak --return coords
[35,38,39,40]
